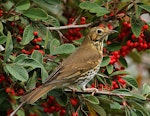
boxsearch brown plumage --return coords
[20,26,116,104]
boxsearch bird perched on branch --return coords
[10,26,116,116]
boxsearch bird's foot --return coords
[83,88,99,96]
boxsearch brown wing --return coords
[44,41,102,85]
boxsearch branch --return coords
[10,101,25,116]
[64,90,132,97]
[47,22,94,30]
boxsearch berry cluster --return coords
[0,9,3,17]
[41,96,66,116]
[109,21,149,64]
[64,17,86,42]
[21,31,44,55]
[70,97,79,106]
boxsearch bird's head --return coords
[88,26,117,42]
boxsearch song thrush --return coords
[20,26,116,104]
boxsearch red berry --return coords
[34,45,40,49]
[16,36,22,42]
[142,25,149,30]
[70,98,78,106]
[6,88,11,93]
[71,112,78,116]
[60,109,66,116]
[38,50,45,55]
[33,31,38,36]
[37,37,42,42]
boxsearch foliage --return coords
[0,0,150,116]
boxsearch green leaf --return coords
[0,36,7,44]
[59,44,76,54]
[21,25,34,45]
[130,101,149,116]
[26,71,37,90]
[142,83,150,95]
[106,64,113,74]
[131,16,144,37]
[5,63,29,82]
[43,15,60,27]
[16,0,30,10]
[138,5,150,13]
[44,30,53,49]
[85,95,99,104]
[130,93,146,100]
[50,39,75,55]
[122,75,138,89]
[7,15,20,21]
[106,42,122,51]
[23,8,48,20]
[119,56,128,67]
[50,38,60,55]
[100,56,110,67]
[56,93,68,106]
[14,54,27,63]
[0,22,3,33]
[79,1,109,17]
[31,50,43,64]
[130,109,138,116]
[4,31,13,62]
[110,102,121,109]
[110,70,129,76]
[0,92,6,104]
[88,103,106,116]
[90,6,110,17]
[79,1,98,10]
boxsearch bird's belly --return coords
[77,63,101,88]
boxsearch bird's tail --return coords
[21,84,55,104]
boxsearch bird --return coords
[19,26,116,104]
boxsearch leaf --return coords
[130,101,149,116]
[31,50,43,64]
[88,103,106,116]
[56,93,68,106]
[122,75,138,89]
[131,16,144,37]
[0,22,3,33]
[110,70,129,76]
[110,102,121,109]
[43,15,60,27]
[100,56,110,67]
[85,95,99,104]
[21,25,34,45]
[106,42,122,51]
[106,64,113,74]
[16,0,30,10]
[79,1,109,17]
[0,36,7,44]
[138,5,150,13]
[90,6,110,17]
[23,8,48,20]
[4,31,13,62]
[119,56,128,67]
[50,38,60,55]
[44,30,53,49]
[130,93,146,100]
[50,39,76,55]
[26,71,37,90]
[86,103,98,116]
[59,44,76,54]
[14,54,27,63]
[142,83,150,95]
[5,63,29,82]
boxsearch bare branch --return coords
[47,22,94,30]
[64,90,132,97]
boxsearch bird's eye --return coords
[97,29,102,34]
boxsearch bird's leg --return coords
[82,85,99,96]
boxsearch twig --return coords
[64,90,132,97]
[47,22,94,30]
[72,14,82,25]
[10,101,25,116]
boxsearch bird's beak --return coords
[104,30,118,41]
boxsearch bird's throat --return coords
[93,41,103,55]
